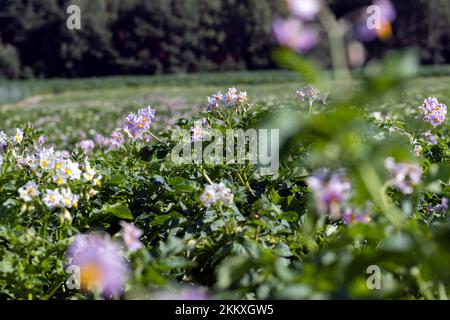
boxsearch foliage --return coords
[1,47,450,299]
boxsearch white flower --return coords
[200,182,234,208]
[0,131,8,149]
[18,181,41,202]
[92,177,102,187]
[14,128,24,145]
[52,175,67,186]
[200,186,217,208]
[287,0,321,20]
[60,188,79,209]
[42,189,63,209]
[82,162,97,182]
[58,160,82,180]
[38,147,56,170]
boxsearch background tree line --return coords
[0,0,449,79]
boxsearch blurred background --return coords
[0,0,449,79]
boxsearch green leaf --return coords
[104,204,133,220]
[217,256,253,289]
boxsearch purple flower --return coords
[420,97,447,127]
[424,131,438,145]
[191,123,205,142]
[223,87,238,107]
[207,92,223,111]
[119,221,144,252]
[94,133,110,146]
[384,157,422,194]
[342,207,371,224]
[123,107,156,140]
[297,84,327,107]
[374,0,396,21]
[67,232,129,298]
[77,139,95,153]
[429,198,449,214]
[273,18,319,53]
[37,135,46,146]
[110,129,125,148]
[138,106,156,125]
[287,0,321,21]
[306,169,352,218]
[236,91,247,106]
[124,113,144,140]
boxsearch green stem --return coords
[357,164,404,228]
[45,281,63,300]
[42,212,50,250]
[319,6,351,82]
[411,266,435,300]
[200,167,213,185]
[147,130,166,145]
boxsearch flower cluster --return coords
[67,232,129,297]
[306,169,352,218]
[207,88,247,111]
[419,97,447,127]
[384,157,422,194]
[110,106,156,147]
[12,143,102,211]
[297,84,327,106]
[200,182,234,208]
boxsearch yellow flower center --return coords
[376,21,393,41]
[80,263,102,292]
[65,169,72,175]
[55,163,62,169]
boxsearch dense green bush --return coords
[0,0,283,78]
[0,43,20,79]
[1,0,449,78]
